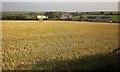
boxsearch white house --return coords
[37,15,48,20]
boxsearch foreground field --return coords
[2,21,120,70]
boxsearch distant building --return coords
[87,16,112,22]
[37,15,48,20]
[61,12,72,19]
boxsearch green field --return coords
[2,21,120,70]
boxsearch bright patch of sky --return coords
[1,0,120,2]
[1,0,119,12]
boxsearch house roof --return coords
[62,12,71,17]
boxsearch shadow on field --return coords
[16,51,120,71]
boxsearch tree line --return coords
[1,11,119,21]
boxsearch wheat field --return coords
[2,21,120,70]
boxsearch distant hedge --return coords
[2,15,25,20]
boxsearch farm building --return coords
[61,12,72,20]
[37,15,48,20]
[87,16,112,22]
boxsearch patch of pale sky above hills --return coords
[1,0,120,2]
[2,2,119,12]
[1,0,119,12]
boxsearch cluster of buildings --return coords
[87,16,112,22]
[37,12,112,22]
[37,12,72,20]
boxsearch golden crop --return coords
[2,21,119,70]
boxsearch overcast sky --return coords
[2,2,119,12]
[1,0,120,2]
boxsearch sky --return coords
[1,0,119,12]
[1,0,120,2]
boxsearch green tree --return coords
[44,12,62,20]
[80,15,83,21]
